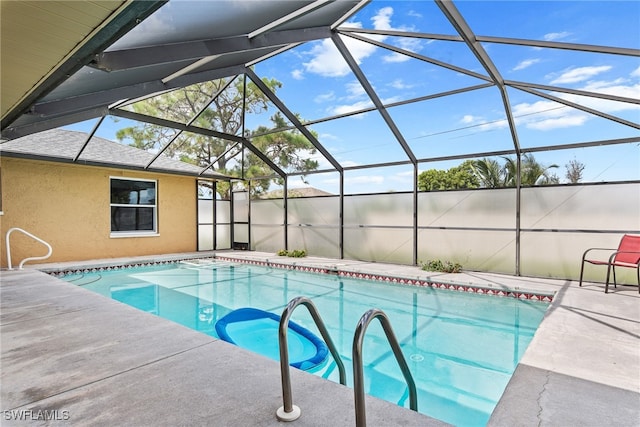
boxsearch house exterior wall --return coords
[1,157,197,268]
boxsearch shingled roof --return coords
[0,129,230,180]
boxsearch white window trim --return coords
[110,176,158,237]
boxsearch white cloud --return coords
[303,39,355,77]
[543,31,571,41]
[332,100,374,116]
[345,81,366,98]
[526,114,588,130]
[314,91,335,103]
[384,52,411,63]
[447,67,640,135]
[461,115,478,124]
[511,100,588,130]
[303,7,420,76]
[291,69,304,80]
[562,80,640,113]
[549,65,612,84]
[389,79,413,90]
[631,66,640,78]
[513,58,540,71]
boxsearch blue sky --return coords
[67,0,640,194]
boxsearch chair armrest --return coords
[581,247,617,261]
[608,250,640,264]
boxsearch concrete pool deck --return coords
[1,251,639,426]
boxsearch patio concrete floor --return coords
[1,251,639,426]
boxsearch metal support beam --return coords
[436,0,524,275]
[514,86,640,130]
[145,77,238,170]
[506,80,640,106]
[244,67,343,172]
[110,107,287,177]
[94,27,332,71]
[249,1,332,38]
[73,115,105,162]
[476,35,640,57]
[1,0,167,131]
[340,31,491,82]
[331,33,417,164]
[29,65,247,119]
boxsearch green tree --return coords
[116,77,318,197]
[418,160,479,191]
[246,112,318,194]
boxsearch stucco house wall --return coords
[1,156,197,268]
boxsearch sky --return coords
[66,0,640,195]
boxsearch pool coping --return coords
[4,250,639,426]
[43,252,555,303]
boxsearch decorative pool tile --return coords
[47,255,552,302]
[216,256,554,302]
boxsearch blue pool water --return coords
[61,261,548,426]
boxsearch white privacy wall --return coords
[249,182,639,283]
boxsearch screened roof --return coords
[1,0,638,189]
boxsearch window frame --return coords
[110,176,158,237]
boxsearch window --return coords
[110,178,157,235]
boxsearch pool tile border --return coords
[46,259,181,278]
[216,256,554,303]
[45,255,553,303]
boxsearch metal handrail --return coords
[353,308,418,427]
[5,227,53,270]
[276,296,347,422]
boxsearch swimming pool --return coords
[60,259,548,426]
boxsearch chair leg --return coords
[579,262,586,287]
[637,267,639,294]
[605,264,613,293]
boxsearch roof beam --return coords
[250,83,494,138]
[2,106,110,140]
[110,107,286,177]
[28,65,246,119]
[435,0,522,154]
[331,32,417,164]
[340,31,491,82]
[244,67,343,172]
[110,108,245,144]
[1,1,167,131]
[476,35,640,57]
[338,27,463,42]
[93,27,332,71]
[338,27,640,57]
[513,86,640,130]
[248,0,332,38]
[144,77,237,169]
[505,80,640,105]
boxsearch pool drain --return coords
[409,354,424,362]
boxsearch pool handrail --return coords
[5,227,53,270]
[353,308,418,427]
[276,296,347,422]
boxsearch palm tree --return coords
[472,158,504,188]
[502,153,559,186]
